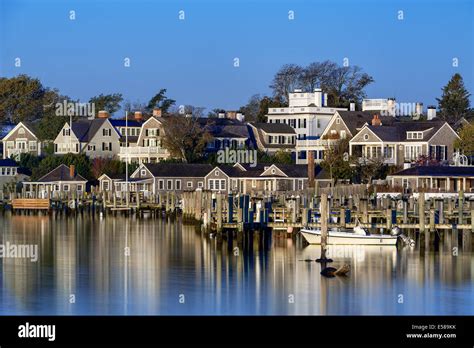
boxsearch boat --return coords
[299,226,399,246]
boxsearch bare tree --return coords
[269,64,303,103]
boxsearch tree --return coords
[122,100,148,114]
[254,96,285,123]
[320,138,355,187]
[89,93,123,115]
[37,89,75,141]
[326,65,374,107]
[147,89,175,114]
[239,94,261,122]
[269,64,303,103]
[31,153,92,181]
[454,122,474,156]
[436,73,472,123]
[161,115,212,163]
[0,75,46,123]
[300,60,337,92]
[357,157,385,184]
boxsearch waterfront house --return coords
[349,117,459,167]
[118,110,170,164]
[128,162,213,195]
[202,118,251,152]
[54,112,121,158]
[24,164,88,198]
[296,110,395,164]
[204,163,330,194]
[97,173,126,193]
[0,158,30,190]
[386,165,474,192]
[247,122,296,154]
[2,121,42,159]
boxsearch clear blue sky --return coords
[1,0,473,114]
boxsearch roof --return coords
[143,163,214,178]
[250,122,296,134]
[71,118,118,142]
[389,165,474,177]
[0,159,18,167]
[36,164,87,182]
[217,163,326,179]
[336,111,395,135]
[109,119,143,128]
[364,121,448,142]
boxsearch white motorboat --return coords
[300,226,399,246]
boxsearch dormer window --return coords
[407,132,423,140]
[336,118,341,124]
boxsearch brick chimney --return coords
[371,114,382,126]
[98,110,109,118]
[152,108,162,117]
[69,165,75,179]
[308,150,315,188]
[134,111,143,121]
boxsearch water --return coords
[0,213,472,315]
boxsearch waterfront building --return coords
[24,164,88,198]
[0,158,30,189]
[387,165,474,192]
[2,121,42,159]
[349,118,459,167]
[247,122,296,154]
[266,89,346,164]
[200,118,251,152]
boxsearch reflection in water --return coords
[0,213,472,315]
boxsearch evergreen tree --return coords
[436,73,472,122]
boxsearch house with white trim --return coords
[2,121,42,159]
[349,117,459,167]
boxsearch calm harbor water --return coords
[0,213,472,315]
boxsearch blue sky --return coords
[0,0,473,114]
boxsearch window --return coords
[6,168,11,175]
[215,180,220,190]
[340,130,347,139]
[209,180,214,190]
[363,134,369,140]
[167,180,173,190]
[29,141,37,150]
[317,119,321,128]
[103,181,109,190]
[77,185,83,191]
[63,184,70,191]
[298,179,304,190]
[18,128,25,135]
[220,179,225,190]
[187,181,193,188]
[214,170,219,176]
[54,184,60,191]
[336,118,340,124]
[63,128,70,136]
[198,181,203,188]
[159,180,164,190]
[88,145,96,151]
[271,168,276,174]
[141,169,146,176]
[175,180,181,190]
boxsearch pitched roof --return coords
[250,122,296,134]
[364,121,447,142]
[390,165,474,177]
[71,118,116,142]
[37,164,87,182]
[109,119,143,128]
[143,163,214,178]
[336,111,395,135]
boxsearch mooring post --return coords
[320,193,329,260]
[419,192,425,233]
[458,190,464,225]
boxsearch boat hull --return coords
[300,229,398,246]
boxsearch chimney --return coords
[98,110,109,118]
[371,114,382,126]
[323,93,328,107]
[134,111,143,121]
[350,102,356,111]
[152,108,162,117]
[415,102,423,116]
[427,106,437,120]
[314,88,322,107]
[69,165,75,178]
[308,150,315,188]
